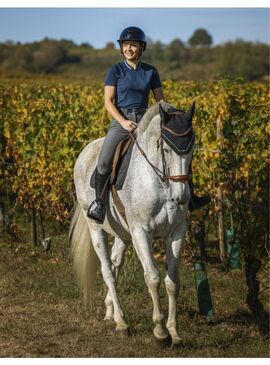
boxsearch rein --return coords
[129,127,190,183]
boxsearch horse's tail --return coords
[69,202,99,305]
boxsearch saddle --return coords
[90,135,135,224]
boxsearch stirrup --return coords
[87,198,105,223]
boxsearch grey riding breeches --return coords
[97,109,145,175]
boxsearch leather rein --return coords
[129,124,192,184]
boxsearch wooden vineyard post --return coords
[194,220,207,259]
[0,203,4,229]
[216,115,225,264]
[31,202,38,247]
[217,186,225,263]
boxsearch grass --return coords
[0,234,269,358]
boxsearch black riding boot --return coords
[87,170,109,223]
[188,166,211,212]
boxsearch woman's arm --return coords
[104,86,137,131]
[152,87,164,102]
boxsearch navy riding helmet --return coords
[117,26,147,51]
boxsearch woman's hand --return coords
[121,119,137,132]
[104,87,138,132]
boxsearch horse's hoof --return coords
[154,334,172,348]
[116,328,130,337]
[171,337,184,348]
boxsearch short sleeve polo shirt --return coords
[104,61,162,109]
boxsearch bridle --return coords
[129,121,192,184]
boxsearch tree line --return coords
[0,28,268,82]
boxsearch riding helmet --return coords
[117,26,147,51]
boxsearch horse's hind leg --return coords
[88,224,128,332]
[104,237,127,321]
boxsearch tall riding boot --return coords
[188,166,211,212]
[87,170,109,223]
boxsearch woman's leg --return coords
[87,121,129,222]
[97,120,130,175]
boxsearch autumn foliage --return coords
[0,80,268,257]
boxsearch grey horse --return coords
[69,100,195,345]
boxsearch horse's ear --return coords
[159,104,170,124]
[186,101,195,122]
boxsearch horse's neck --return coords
[137,117,162,165]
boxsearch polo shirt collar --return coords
[124,60,141,71]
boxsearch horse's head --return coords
[137,101,195,153]
[159,102,195,156]
[135,101,195,180]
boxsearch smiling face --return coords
[121,41,142,61]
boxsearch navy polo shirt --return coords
[104,61,162,109]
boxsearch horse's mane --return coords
[134,100,177,137]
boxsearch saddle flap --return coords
[90,135,135,191]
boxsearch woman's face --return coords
[122,41,142,61]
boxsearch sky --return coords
[0,5,269,48]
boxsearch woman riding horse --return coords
[87,26,210,223]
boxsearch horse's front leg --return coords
[88,225,128,333]
[104,237,127,321]
[165,222,187,345]
[131,227,169,342]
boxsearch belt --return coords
[119,108,147,114]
